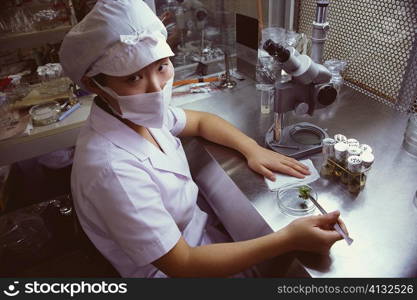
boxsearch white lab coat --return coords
[71,102,214,277]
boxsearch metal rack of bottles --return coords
[320,134,375,195]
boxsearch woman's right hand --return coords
[282,211,346,255]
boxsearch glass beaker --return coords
[257,84,273,114]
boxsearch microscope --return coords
[263,0,337,159]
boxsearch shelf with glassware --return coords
[0,0,77,51]
[0,25,73,52]
[0,92,94,167]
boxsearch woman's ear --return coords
[81,75,122,115]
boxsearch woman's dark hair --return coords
[92,73,107,86]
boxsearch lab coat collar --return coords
[89,103,190,178]
[148,128,191,178]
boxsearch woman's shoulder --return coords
[72,128,153,184]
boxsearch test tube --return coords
[258,84,273,114]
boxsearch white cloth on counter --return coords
[264,159,320,191]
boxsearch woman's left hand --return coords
[244,145,311,181]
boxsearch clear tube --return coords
[258,84,273,114]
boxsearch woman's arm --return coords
[153,211,345,277]
[179,110,310,180]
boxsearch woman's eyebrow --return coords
[122,70,142,79]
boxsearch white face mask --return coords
[93,78,173,128]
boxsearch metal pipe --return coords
[311,0,330,63]
[217,0,236,89]
[257,0,264,36]
[284,0,295,31]
[315,0,329,23]
[273,111,284,142]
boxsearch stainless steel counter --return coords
[181,77,417,277]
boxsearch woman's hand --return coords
[282,211,346,255]
[244,144,311,181]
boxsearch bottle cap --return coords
[347,145,362,157]
[347,138,360,147]
[360,152,375,169]
[334,134,347,144]
[360,144,373,154]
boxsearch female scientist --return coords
[60,0,345,278]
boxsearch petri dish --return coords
[277,186,317,216]
[29,101,61,126]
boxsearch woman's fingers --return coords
[279,155,310,170]
[282,160,311,176]
[276,163,307,179]
[260,161,307,179]
[255,164,276,181]
[247,147,312,180]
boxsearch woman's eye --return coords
[158,63,169,72]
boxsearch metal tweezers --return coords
[308,195,354,245]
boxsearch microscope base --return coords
[265,122,328,159]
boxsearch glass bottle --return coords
[333,142,348,180]
[347,156,363,194]
[320,138,336,179]
[359,152,374,190]
[341,146,362,184]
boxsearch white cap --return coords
[59,0,174,90]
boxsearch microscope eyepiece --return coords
[263,39,290,63]
[316,0,329,7]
